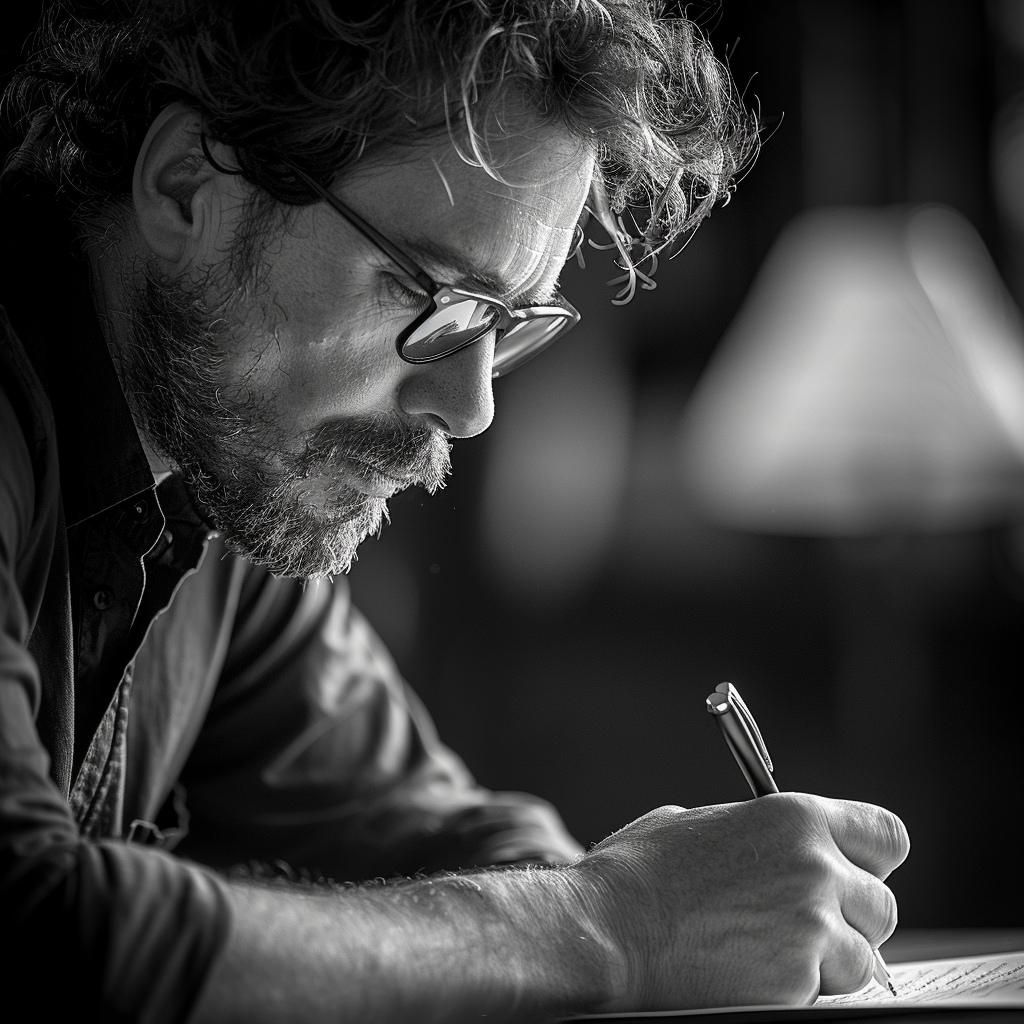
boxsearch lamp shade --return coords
[678,206,1024,534]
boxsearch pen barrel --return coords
[715,711,779,798]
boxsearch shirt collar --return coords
[0,181,155,527]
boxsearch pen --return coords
[705,682,897,999]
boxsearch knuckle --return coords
[879,882,899,938]
[853,875,898,946]
[821,936,874,996]
[851,944,875,992]
[790,839,837,885]
[798,902,834,939]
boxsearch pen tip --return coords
[888,981,898,998]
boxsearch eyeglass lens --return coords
[400,298,503,362]
[491,316,567,375]
[401,297,570,372]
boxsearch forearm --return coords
[191,866,622,1024]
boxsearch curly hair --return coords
[3,0,758,295]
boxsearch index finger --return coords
[823,798,910,880]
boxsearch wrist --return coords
[566,844,665,1012]
[537,863,631,1013]
[474,863,626,1015]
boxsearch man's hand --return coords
[194,794,907,1022]
[573,794,909,1011]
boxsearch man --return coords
[0,2,908,1021]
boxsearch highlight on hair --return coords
[3,0,759,301]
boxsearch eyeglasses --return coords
[280,159,580,378]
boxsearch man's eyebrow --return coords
[397,236,557,306]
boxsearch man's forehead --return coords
[342,127,594,299]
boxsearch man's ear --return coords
[132,102,234,264]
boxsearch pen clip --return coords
[714,682,773,774]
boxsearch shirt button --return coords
[93,587,115,611]
[130,499,149,521]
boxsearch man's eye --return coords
[382,273,430,311]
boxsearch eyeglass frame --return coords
[278,157,581,377]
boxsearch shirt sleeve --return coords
[0,349,230,1024]
[176,565,583,880]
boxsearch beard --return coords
[114,252,451,579]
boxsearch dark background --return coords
[3,2,1021,927]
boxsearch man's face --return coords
[120,119,594,577]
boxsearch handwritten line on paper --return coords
[563,950,1024,1019]
[815,950,1024,1006]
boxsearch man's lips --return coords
[334,457,417,498]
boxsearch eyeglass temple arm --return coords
[279,157,437,294]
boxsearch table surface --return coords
[879,929,1024,963]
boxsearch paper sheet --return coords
[567,950,1024,1018]
[815,950,1024,1005]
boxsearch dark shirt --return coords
[0,188,580,1022]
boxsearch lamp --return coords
[678,205,1024,534]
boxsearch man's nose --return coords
[398,335,496,437]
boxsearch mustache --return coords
[293,415,453,492]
